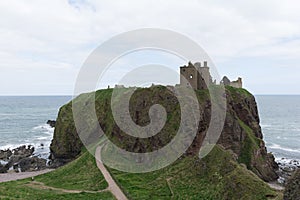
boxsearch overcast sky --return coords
[0,0,300,95]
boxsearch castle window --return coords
[190,74,193,79]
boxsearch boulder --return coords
[0,163,7,173]
[16,157,47,172]
[4,145,35,171]
[5,155,24,170]
[0,149,12,160]
[12,145,34,157]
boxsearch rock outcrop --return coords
[0,149,12,160]
[0,145,47,173]
[0,164,6,173]
[49,86,278,181]
[219,87,278,181]
[47,120,56,128]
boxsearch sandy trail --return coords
[0,169,53,183]
[95,146,128,200]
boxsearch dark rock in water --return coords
[12,145,34,157]
[0,149,12,160]
[1,145,36,172]
[47,120,56,128]
[284,169,300,200]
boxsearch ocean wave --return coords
[268,143,300,153]
[260,124,272,128]
[32,124,54,131]
[0,113,16,116]
[0,143,32,151]
[32,124,54,135]
[36,136,49,140]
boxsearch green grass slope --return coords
[0,150,114,200]
[109,145,280,200]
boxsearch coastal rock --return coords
[0,149,12,160]
[47,120,56,128]
[47,157,72,169]
[284,168,300,200]
[276,158,300,184]
[220,88,278,181]
[0,163,7,173]
[49,86,279,182]
[1,145,36,172]
[15,157,47,172]
[5,155,24,170]
[12,145,34,157]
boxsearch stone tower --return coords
[198,61,212,85]
[180,61,211,90]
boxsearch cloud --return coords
[0,0,300,94]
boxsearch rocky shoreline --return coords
[0,120,57,174]
[0,145,49,174]
[276,158,300,185]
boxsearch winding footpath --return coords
[0,169,53,183]
[95,146,128,200]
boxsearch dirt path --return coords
[0,169,53,183]
[267,182,285,191]
[27,181,108,194]
[166,177,174,197]
[95,146,128,200]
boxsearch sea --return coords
[0,96,71,160]
[0,95,299,165]
[256,95,300,166]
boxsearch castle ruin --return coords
[180,61,242,89]
[220,76,243,88]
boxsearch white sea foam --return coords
[269,143,300,153]
[0,144,29,151]
[36,136,49,140]
[261,124,272,128]
[32,124,54,133]
[275,157,300,167]
[0,160,8,165]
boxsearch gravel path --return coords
[0,169,53,183]
[95,146,128,200]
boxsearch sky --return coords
[0,0,300,95]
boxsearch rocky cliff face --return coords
[219,87,278,181]
[49,86,278,181]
